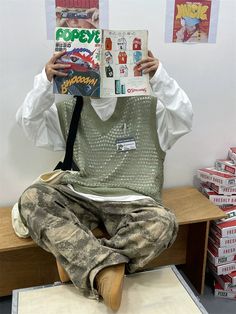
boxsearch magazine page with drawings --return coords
[100,29,151,97]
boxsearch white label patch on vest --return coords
[116,137,136,152]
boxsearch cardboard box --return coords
[197,167,236,187]
[213,207,236,224]
[203,181,236,196]
[211,219,236,237]
[220,205,236,213]
[208,239,236,257]
[228,147,236,164]
[214,282,236,299]
[210,228,236,247]
[225,271,236,286]
[211,271,236,291]
[215,159,236,175]
[207,247,236,266]
[208,260,236,275]
[200,185,236,206]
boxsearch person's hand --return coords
[45,51,71,82]
[136,50,159,79]
[86,8,99,28]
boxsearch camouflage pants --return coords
[19,183,178,298]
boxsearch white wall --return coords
[0,0,236,206]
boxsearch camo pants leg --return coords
[96,196,178,273]
[19,182,178,298]
[18,183,128,298]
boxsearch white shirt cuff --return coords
[149,62,163,86]
[41,67,53,87]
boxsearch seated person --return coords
[16,50,193,311]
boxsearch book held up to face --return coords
[53,28,150,97]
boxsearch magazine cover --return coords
[53,27,101,97]
[172,0,212,43]
[100,29,150,97]
[53,28,150,97]
[55,0,99,29]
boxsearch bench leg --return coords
[181,221,210,294]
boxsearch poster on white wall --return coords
[165,0,220,43]
[45,0,109,40]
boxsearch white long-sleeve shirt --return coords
[13,63,193,238]
[16,62,193,152]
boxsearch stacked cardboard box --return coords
[197,147,236,299]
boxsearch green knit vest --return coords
[56,96,166,204]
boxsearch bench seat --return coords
[0,186,225,296]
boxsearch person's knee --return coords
[151,207,178,247]
[19,183,52,221]
[20,186,39,205]
[161,208,178,247]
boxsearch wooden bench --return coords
[0,186,225,297]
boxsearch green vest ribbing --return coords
[56,96,166,204]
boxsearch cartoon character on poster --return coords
[173,0,212,43]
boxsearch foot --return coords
[56,259,70,283]
[95,264,125,312]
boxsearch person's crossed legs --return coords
[19,183,178,311]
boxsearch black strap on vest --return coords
[54,96,83,171]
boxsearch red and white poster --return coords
[165,0,220,43]
[45,0,109,40]
[55,0,99,29]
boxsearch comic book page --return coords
[53,27,101,97]
[55,0,99,29]
[100,30,151,97]
[172,0,212,43]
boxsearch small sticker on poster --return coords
[165,0,220,43]
[45,0,109,40]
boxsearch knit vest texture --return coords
[56,96,166,204]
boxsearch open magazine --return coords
[53,28,150,97]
